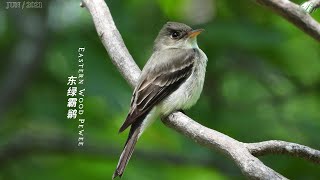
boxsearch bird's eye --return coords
[170,31,181,39]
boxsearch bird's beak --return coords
[188,29,204,38]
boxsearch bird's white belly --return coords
[158,49,207,115]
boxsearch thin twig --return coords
[246,140,320,164]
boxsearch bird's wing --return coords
[118,49,196,132]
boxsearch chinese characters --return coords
[66,47,86,147]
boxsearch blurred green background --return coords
[0,0,320,179]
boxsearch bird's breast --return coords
[158,48,207,115]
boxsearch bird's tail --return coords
[112,121,142,179]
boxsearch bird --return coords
[112,22,207,179]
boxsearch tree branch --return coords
[80,0,140,88]
[254,0,320,42]
[81,0,320,179]
[163,112,286,179]
[246,140,320,164]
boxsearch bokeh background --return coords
[1,0,320,179]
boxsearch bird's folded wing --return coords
[118,49,196,132]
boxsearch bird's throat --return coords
[187,37,199,49]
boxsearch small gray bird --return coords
[113,22,207,179]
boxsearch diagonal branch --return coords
[81,0,320,179]
[254,0,320,42]
[163,112,286,179]
[79,1,140,88]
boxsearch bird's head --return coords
[154,22,204,51]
